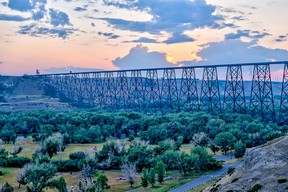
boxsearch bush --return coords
[69,151,86,160]
[52,160,80,172]
[231,178,239,183]
[6,157,31,168]
[277,178,287,184]
[248,183,262,192]
[227,168,235,175]
[0,171,2,176]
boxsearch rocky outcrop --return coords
[204,136,288,192]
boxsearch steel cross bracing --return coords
[250,64,275,122]
[179,68,199,111]
[223,66,246,113]
[145,69,161,113]
[200,67,221,114]
[31,60,288,123]
[279,63,288,124]
[161,69,179,113]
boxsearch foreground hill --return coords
[204,136,288,192]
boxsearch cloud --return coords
[181,40,288,66]
[101,0,223,35]
[0,14,29,22]
[225,30,270,40]
[163,32,195,44]
[113,44,178,70]
[18,24,76,39]
[45,66,103,74]
[74,7,87,12]
[98,32,120,39]
[8,0,32,12]
[0,61,3,64]
[131,37,157,43]
[49,9,70,27]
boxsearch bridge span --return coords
[30,61,288,124]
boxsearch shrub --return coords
[248,183,262,192]
[227,168,235,175]
[69,151,86,160]
[0,171,2,176]
[277,178,287,184]
[6,157,31,168]
[52,160,80,172]
[231,178,239,183]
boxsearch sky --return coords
[0,0,288,76]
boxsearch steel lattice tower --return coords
[103,72,116,109]
[115,71,129,109]
[161,69,179,113]
[179,68,199,111]
[250,64,275,121]
[145,69,161,113]
[130,71,144,111]
[223,66,246,113]
[279,63,288,124]
[200,67,221,113]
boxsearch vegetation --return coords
[0,109,287,191]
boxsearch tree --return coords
[10,144,23,157]
[149,168,156,187]
[191,132,208,147]
[0,182,14,192]
[96,174,108,190]
[32,124,53,142]
[56,177,67,192]
[0,128,17,144]
[156,161,165,184]
[37,136,64,159]
[79,153,98,179]
[16,165,28,188]
[214,132,236,154]
[121,163,137,187]
[234,140,246,158]
[22,162,58,192]
[141,169,149,188]
[0,147,8,173]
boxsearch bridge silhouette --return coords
[31,61,288,124]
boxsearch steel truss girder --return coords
[250,64,275,121]
[179,68,199,111]
[145,69,161,113]
[130,71,144,111]
[279,63,288,124]
[161,69,179,113]
[200,67,221,113]
[223,66,246,113]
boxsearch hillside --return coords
[204,136,288,192]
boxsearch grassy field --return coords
[0,137,215,191]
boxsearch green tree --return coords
[141,169,149,188]
[24,162,58,192]
[234,140,246,158]
[121,163,137,188]
[156,161,165,184]
[38,136,64,159]
[56,177,67,192]
[214,132,236,154]
[0,182,14,192]
[0,147,8,174]
[149,168,156,187]
[10,144,23,157]
[97,174,108,190]
[0,128,17,144]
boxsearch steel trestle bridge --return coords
[31,61,288,124]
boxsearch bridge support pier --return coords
[116,71,129,110]
[145,69,161,113]
[103,72,116,110]
[200,67,221,114]
[279,63,288,124]
[130,71,144,111]
[223,66,246,113]
[179,68,199,111]
[161,69,179,113]
[250,64,275,121]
